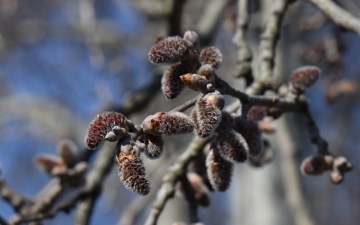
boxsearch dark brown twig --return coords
[179,175,199,223]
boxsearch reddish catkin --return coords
[290,66,321,94]
[142,111,194,136]
[199,47,223,69]
[192,91,224,138]
[149,36,190,64]
[85,112,128,150]
[115,139,150,195]
[144,134,164,159]
[215,130,248,163]
[162,63,194,99]
[300,155,327,175]
[247,105,268,122]
[206,148,233,192]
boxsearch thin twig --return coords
[307,0,360,37]
[171,95,202,112]
[300,107,331,155]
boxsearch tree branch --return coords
[144,136,210,225]
[179,175,199,223]
[307,0,360,37]
[300,107,331,155]
[233,0,253,84]
[248,0,290,95]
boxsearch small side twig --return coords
[301,107,331,155]
[171,95,202,112]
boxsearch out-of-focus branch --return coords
[14,193,82,224]
[233,0,253,84]
[74,142,116,225]
[307,0,360,37]
[179,175,199,223]
[0,215,8,225]
[196,0,232,45]
[0,179,30,213]
[215,76,308,111]
[248,0,290,95]
[301,107,330,155]
[144,137,210,225]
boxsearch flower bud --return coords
[290,66,321,94]
[180,73,208,92]
[115,138,150,195]
[199,47,223,69]
[144,134,164,159]
[206,148,233,192]
[183,30,199,50]
[35,155,60,174]
[149,36,191,64]
[198,64,215,84]
[57,139,77,168]
[85,112,128,150]
[142,111,193,136]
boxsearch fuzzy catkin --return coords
[115,140,150,195]
[215,130,248,163]
[206,148,233,192]
[142,111,194,136]
[149,36,190,64]
[192,92,224,138]
[162,63,194,99]
[199,47,223,69]
[85,112,128,150]
[290,66,321,94]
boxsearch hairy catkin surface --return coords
[199,47,223,69]
[206,149,233,192]
[116,148,150,195]
[192,97,222,138]
[149,36,190,64]
[85,112,128,149]
[215,130,248,163]
[162,63,193,99]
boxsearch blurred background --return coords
[0,0,359,224]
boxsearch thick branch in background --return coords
[233,0,253,84]
[307,0,360,37]
[248,0,290,95]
